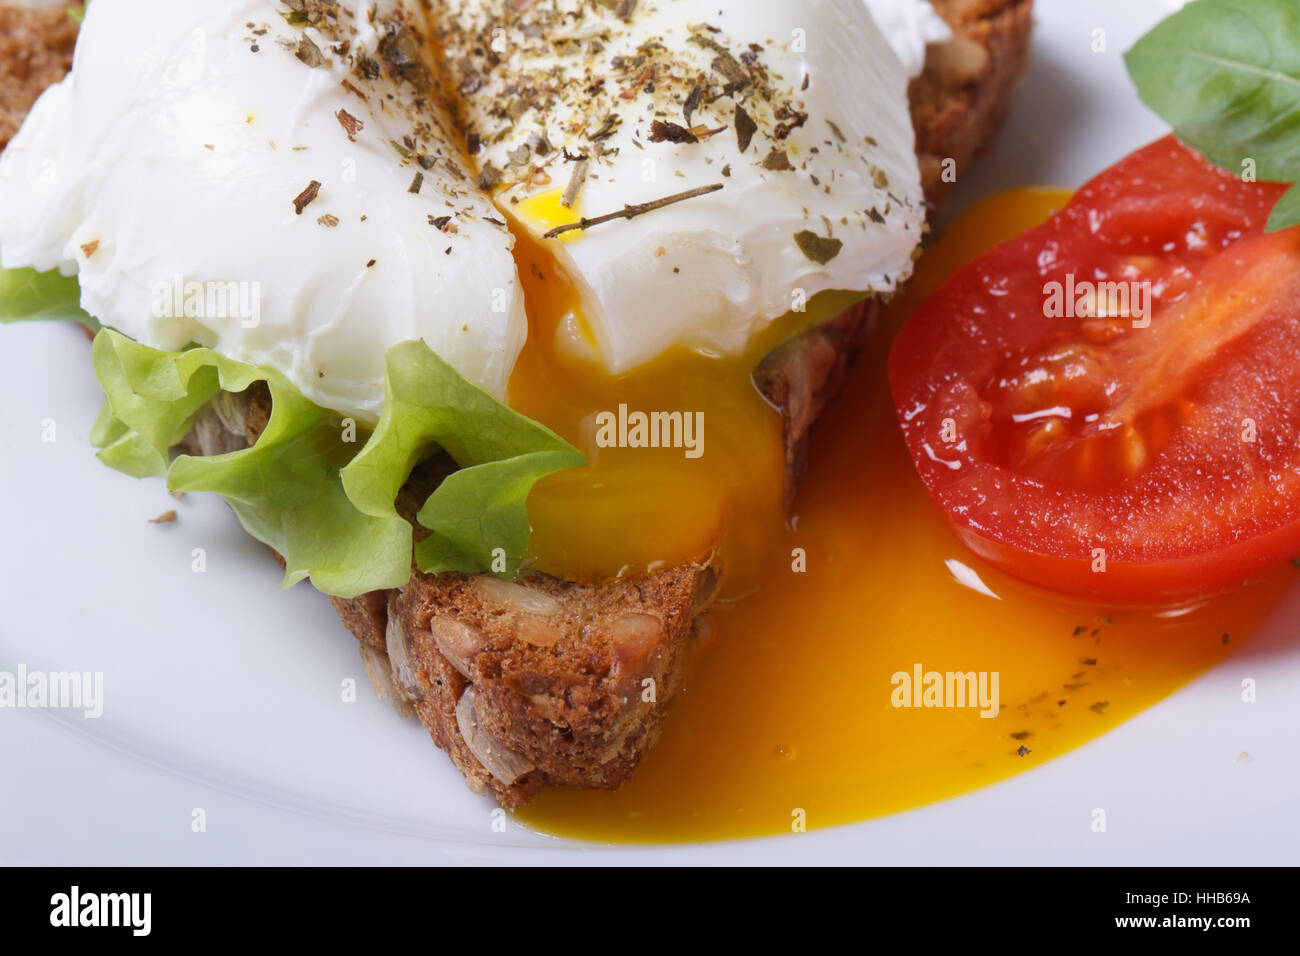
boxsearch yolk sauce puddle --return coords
[507,187,1295,843]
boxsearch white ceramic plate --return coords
[3,0,1298,865]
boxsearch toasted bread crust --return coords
[330,589,390,650]
[754,298,881,511]
[913,0,1034,208]
[4,0,1033,807]
[390,566,712,806]
[0,3,76,151]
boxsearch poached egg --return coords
[0,0,526,422]
[0,0,939,418]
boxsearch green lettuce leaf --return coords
[341,339,586,578]
[5,264,587,594]
[91,329,413,598]
[0,267,97,328]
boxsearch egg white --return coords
[441,0,930,374]
[0,0,946,414]
[0,0,526,422]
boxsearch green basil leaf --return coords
[1266,183,1300,231]
[1126,0,1300,232]
[1125,0,1300,183]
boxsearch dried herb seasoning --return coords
[292,180,322,214]
[542,183,724,239]
[336,108,362,141]
[793,229,842,264]
[649,120,698,144]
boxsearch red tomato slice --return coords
[889,136,1300,602]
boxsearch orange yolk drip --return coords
[509,187,1296,843]
[508,188,858,593]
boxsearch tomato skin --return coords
[951,519,1300,606]
[889,136,1300,602]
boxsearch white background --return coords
[3,0,1298,864]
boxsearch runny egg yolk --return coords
[509,187,858,594]
[507,187,1296,843]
